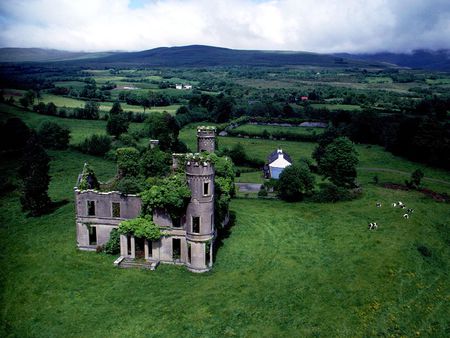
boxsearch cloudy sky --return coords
[1,0,450,53]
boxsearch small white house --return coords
[175,84,183,90]
[267,149,292,179]
[183,84,192,90]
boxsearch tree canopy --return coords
[318,136,359,188]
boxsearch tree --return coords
[83,101,100,120]
[79,134,112,156]
[116,147,140,178]
[37,121,70,150]
[318,137,359,188]
[19,134,51,216]
[106,102,129,137]
[145,112,180,151]
[277,164,315,201]
[406,169,424,189]
[19,90,36,108]
[0,117,31,151]
[312,127,342,165]
[139,148,171,178]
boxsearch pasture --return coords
[232,123,325,136]
[0,144,449,337]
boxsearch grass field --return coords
[0,104,145,144]
[233,124,325,136]
[310,103,362,111]
[180,123,450,193]
[1,146,449,337]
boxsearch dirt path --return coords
[358,167,450,186]
[236,183,262,192]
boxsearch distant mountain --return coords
[334,50,450,71]
[86,45,382,68]
[1,45,449,70]
[0,48,116,62]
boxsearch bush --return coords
[37,121,70,150]
[312,183,351,203]
[79,134,112,156]
[417,245,432,257]
[114,177,144,194]
[116,147,140,178]
[277,164,315,202]
[258,185,268,198]
[104,229,120,255]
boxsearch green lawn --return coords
[310,103,362,111]
[233,124,324,136]
[1,147,449,336]
[0,104,145,145]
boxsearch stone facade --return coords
[75,127,218,273]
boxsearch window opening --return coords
[87,200,95,216]
[203,182,210,196]
[112,202,121,218]
[173,238,181,260]
[89,226,97,245]
[192,217,200,233]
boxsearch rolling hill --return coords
[1,45,449,70]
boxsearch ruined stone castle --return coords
[75,127,218,273]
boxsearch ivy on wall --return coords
[118,217,165,241]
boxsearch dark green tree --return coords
[277,164,315,201]
[139,148,171,178]
[318,137,359,188]
[145,112,180,151]
[0,118,31,151]
[116,147,140,178]
[106,102,129,137]
[19,134,51,216]
[83,101,100,120]
[37,121,70,150]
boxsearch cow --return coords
[376,202,382,208]
[368,222,378,230]
[403,213,409,219]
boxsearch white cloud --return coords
[0,0,449,53]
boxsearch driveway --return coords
[236,183,262,192]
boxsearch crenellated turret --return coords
[197,126,216,153]
[184,156,215,272]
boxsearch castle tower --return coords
[185,158,215,272]
[197,126,216,153]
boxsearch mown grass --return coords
[1,147,449,337]
[0,104,145,145]
[310,103,362,111]
[233,124,324,136]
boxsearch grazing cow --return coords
[398,201,404,207]
[376,202,382,208]
[407,208,414,214]
[368,222,378,230]
[403,213,409,219]
[400,205,406,209]
[392,202,397,207]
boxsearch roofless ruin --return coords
[75,126,225,273]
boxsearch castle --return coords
[75,127,218,273]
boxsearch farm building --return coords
[75,127,220,273]
[264,148,292,179]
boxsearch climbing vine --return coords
[118,217,165,241]
[140,174,191,221]
[78,163,100,190]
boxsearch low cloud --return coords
[1,0,450,53]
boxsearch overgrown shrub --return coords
[104,228,120,255]
[258,185,268,198]
[114,177,144,194]
[78,134,112,156]
[37,121,70,150]
[312,183,352,203]
[417,245,432,257]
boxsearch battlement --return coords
[197,126,216,153]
